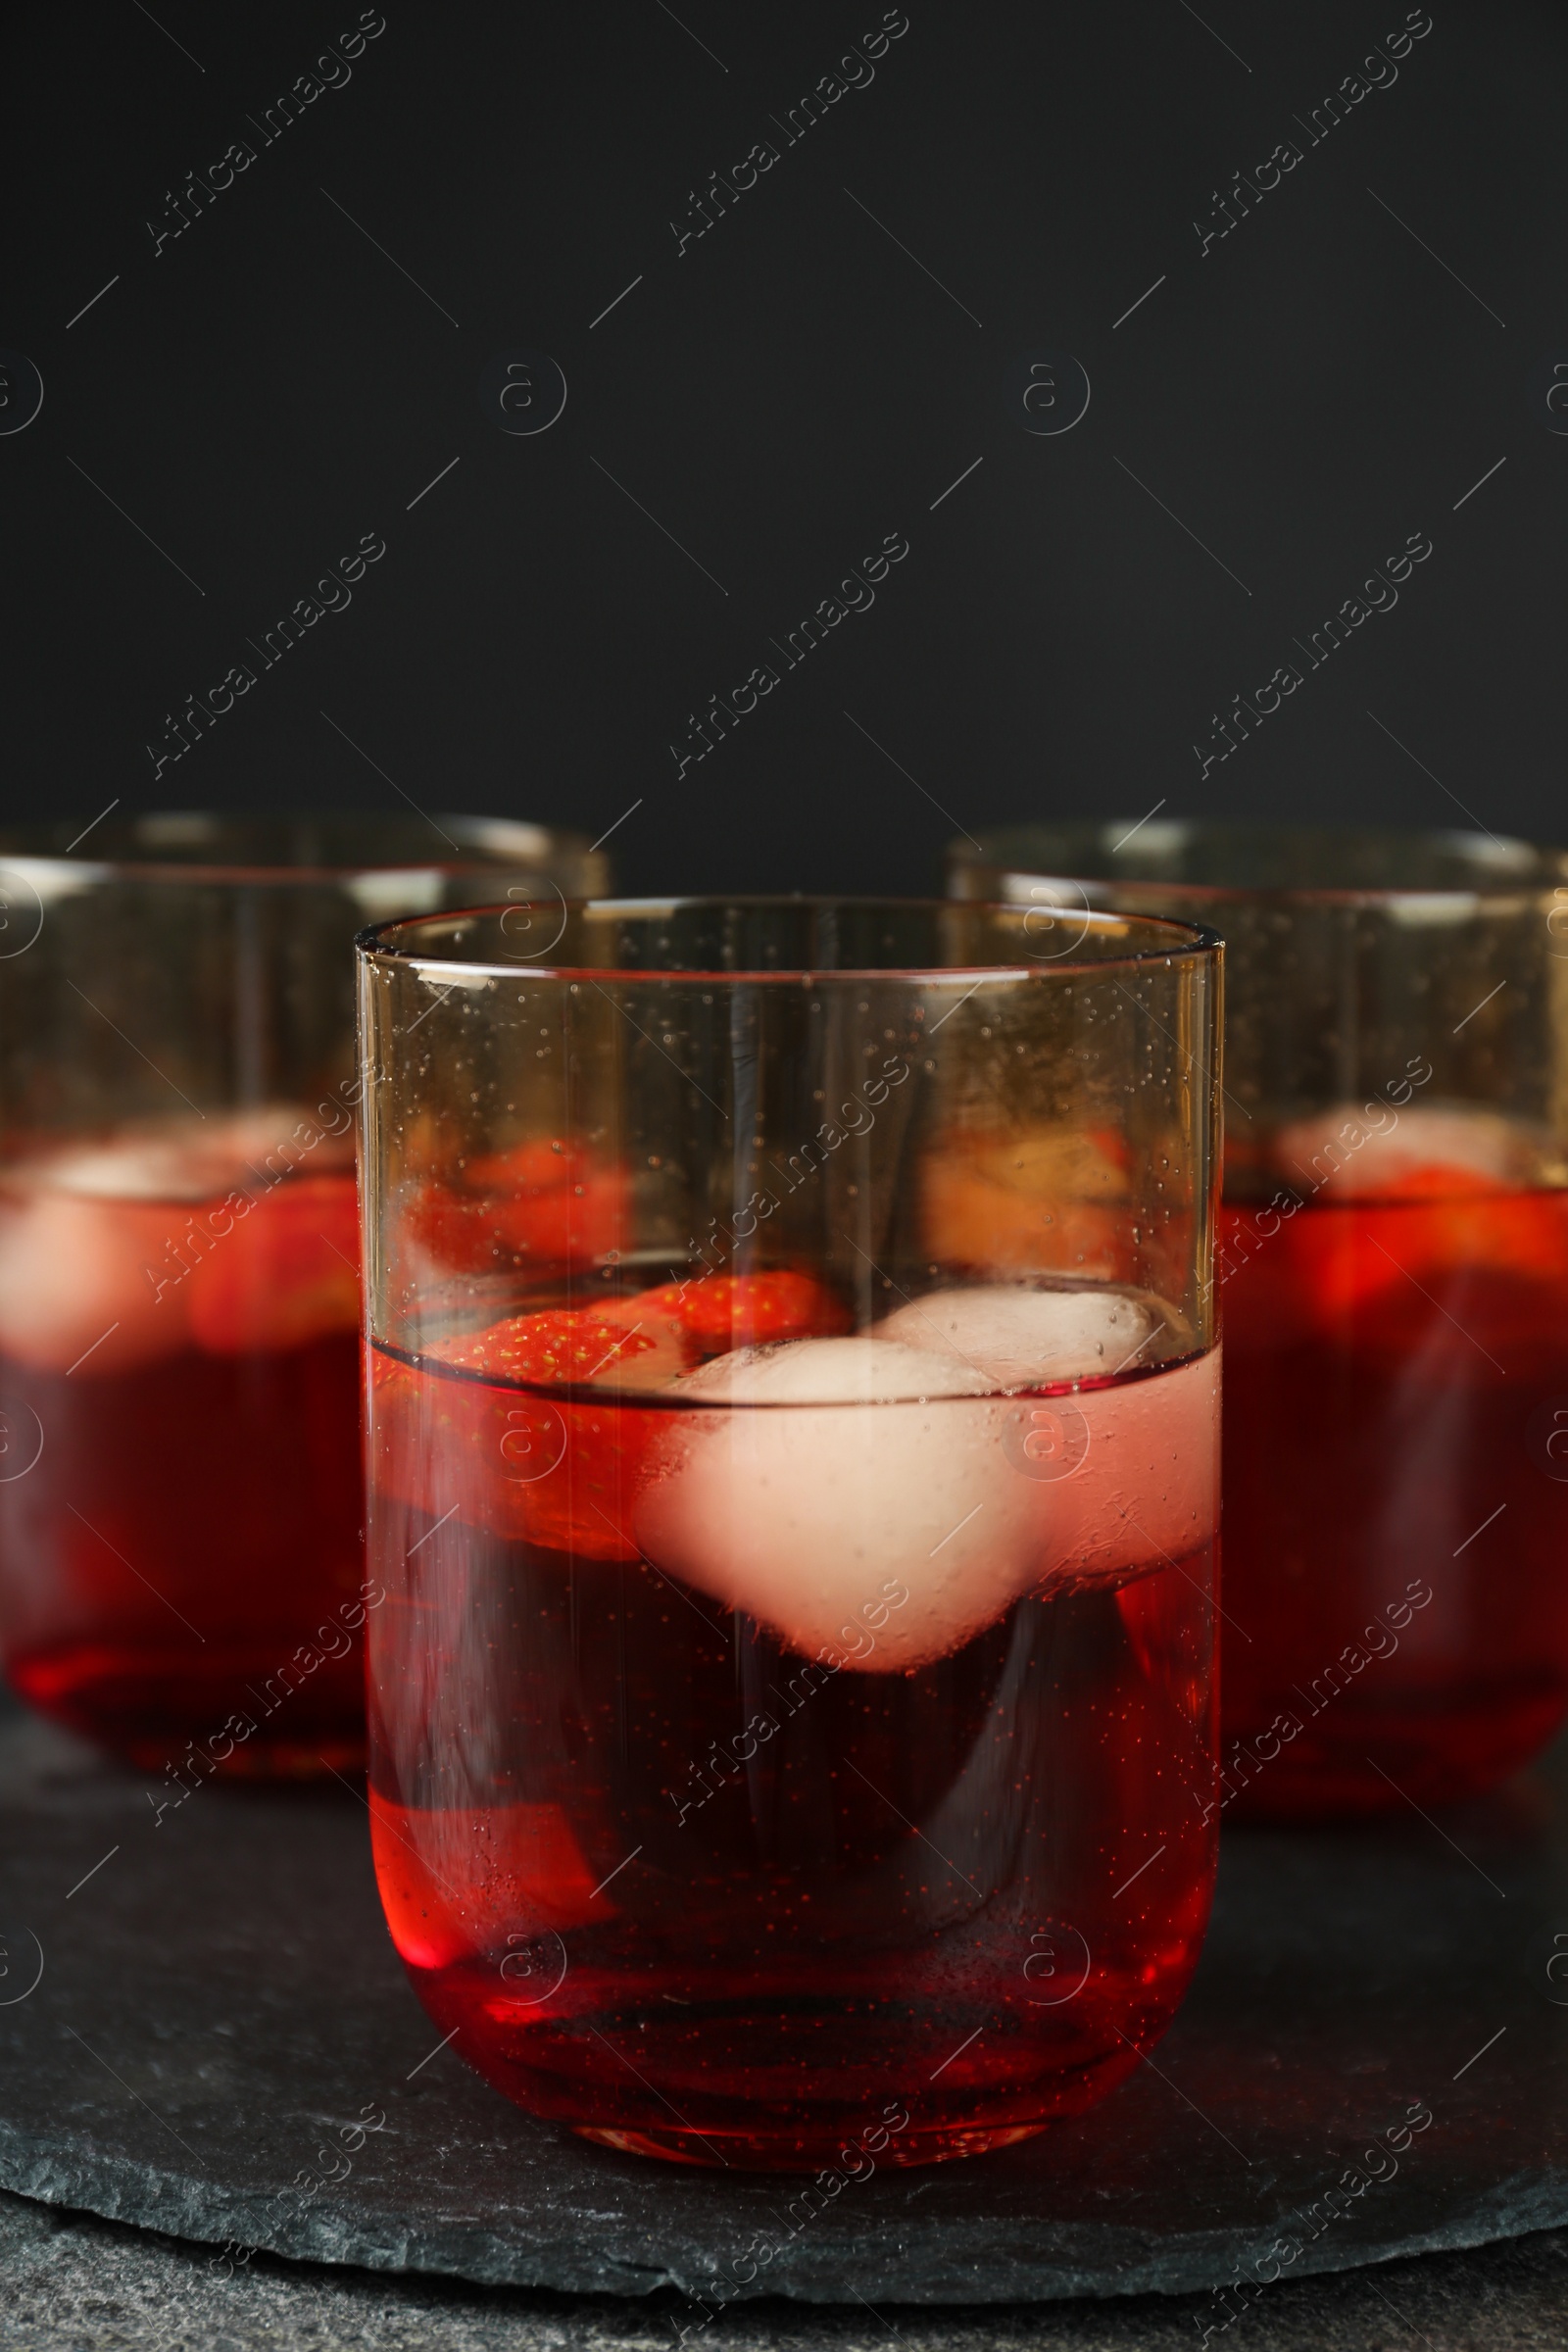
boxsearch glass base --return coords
[576,2121,1046,2171]
[7,1644,366,1780]
[1223,1683,1568,1820]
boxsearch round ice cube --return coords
[1270,1102,1535,1199]
[43,1106,350,1201]
[876,1286,1216,1582]
[634,1334,1220,1670]
[875,1283,1157,1389]
[633,1337,1038,1671]
[671,1335,996,1405]
[0,1187,192,1373]
[1036,1346,1220,1586]
[0,1109,343,1376]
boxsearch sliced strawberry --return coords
[923,1124,1136,1282]
[674,1269,850,1350]
[372,1311,673,1561]
[187,1174,361,1355]
[1223,1190,1568,1361]
[369,1789,614,1968]
[403,1142,625,1275]
[602,1270,850,1359]
[370,1283,848,1563]
[1224,1105,1568,1352]
[427,1307,662,1387]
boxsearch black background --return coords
[3,0,1563,894]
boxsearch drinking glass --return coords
[0,812,606,1779]
[951,822,1568,1818]
[358,896,1222,2169]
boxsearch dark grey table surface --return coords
[2,2188,1567,2351]
[4,1686,1568,2348]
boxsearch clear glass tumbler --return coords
[358,896,1222,2170]
[0,812,606,1778]
[951,822,1568,1819]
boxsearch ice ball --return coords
[633,1337,1039,1671]
[1033,1347,1220,1587]
[876,1286,1217,1582]
[0,1111,344,1376]
[1270,1102,1534,1200]
[0,1183,192,1373]
[876,1283,1158,1389]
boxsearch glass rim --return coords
[355,894,1224,985]
[0,809,597,888]
[969,871,1567,914]
[948,819,1568,906]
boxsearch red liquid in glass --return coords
[367,1321,1219,2169]
[1220,1185,1568,1816]
[0,1333,364,1772]
[0,1146,366,1774]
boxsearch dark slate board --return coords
[1,1693,1566,2306]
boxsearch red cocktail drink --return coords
[947,820,1568,1817]
[368,1286,1219,2169]
[0,813,607,1776]
[359,897,1223,2166]
[0,1119,365,1772]
[1219,1110,1568,1816]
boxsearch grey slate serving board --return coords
[1,1696,1566,2306]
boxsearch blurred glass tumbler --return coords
[952,823,1568,1819]
[358,897,1222,2169]
[0,813,607,1777]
